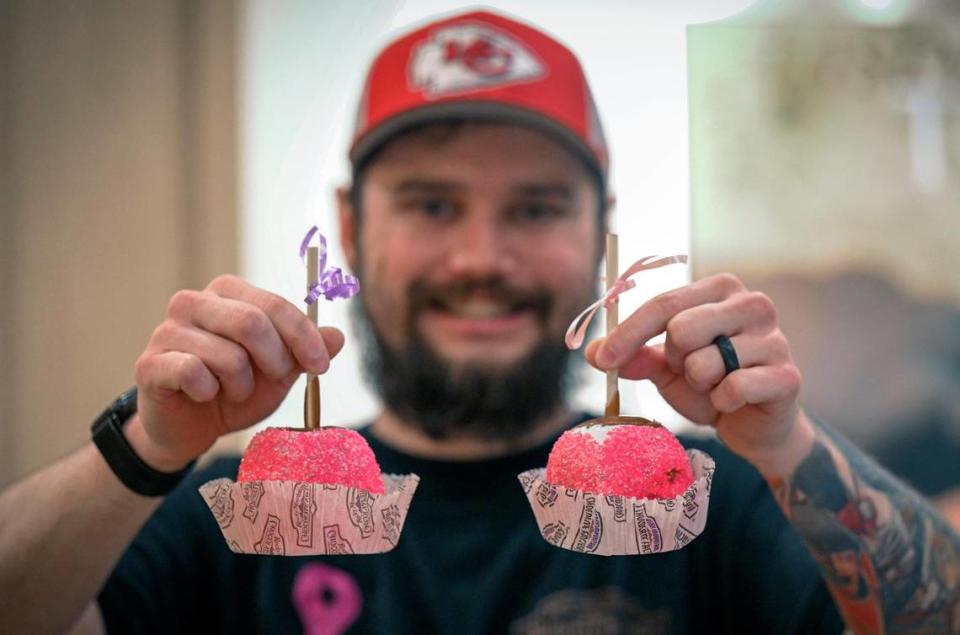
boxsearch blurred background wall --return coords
[0,0,238,487]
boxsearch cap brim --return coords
[349,101,605,188]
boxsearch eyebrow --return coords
[510,183,574,199]
[390,179,466,196]
[390,179,574,199]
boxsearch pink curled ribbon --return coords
[564,254,688,350]
[300,226,360,304]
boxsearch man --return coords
[1,9,958,634]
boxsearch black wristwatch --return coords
[91,387,195,497]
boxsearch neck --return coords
[370,407,574,461]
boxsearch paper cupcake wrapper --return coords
[518,449,714,556]
[199,473,419,556]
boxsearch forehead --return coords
[363,122,596,189]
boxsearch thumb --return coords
[318,326,346,360]
[587,340,719,425]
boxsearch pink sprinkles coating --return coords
[546,425,694,499]
[238,427,384,494]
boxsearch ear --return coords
[336,185,358,272]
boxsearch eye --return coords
[511,202,566,223]
[400,196,458,221]
[420,198,457,219]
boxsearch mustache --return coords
[406,276,554,324]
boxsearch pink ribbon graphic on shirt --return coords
[300,226,360,304]
[564,254,688,350]
[293,562,362,635]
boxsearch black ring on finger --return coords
[714,335,740,376]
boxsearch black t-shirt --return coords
[99,417,844,634]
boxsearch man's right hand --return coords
[132,275,345,470]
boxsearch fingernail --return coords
[597,346,616,368]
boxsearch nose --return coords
[446,212,517,279]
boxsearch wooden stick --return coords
[305,246,320,429]
[305,376,320,430]
[604,232,620,417]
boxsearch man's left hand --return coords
[585,273,815,476]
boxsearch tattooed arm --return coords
[768,420,960,635]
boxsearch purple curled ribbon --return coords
[300,226,360,304]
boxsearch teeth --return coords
[444,300,513,318]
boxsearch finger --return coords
[595,273,745,369]
[153,324,258,402]
[709,365,802,414]
[663,291,777,373]
[167,290,298,380]
[319,326,346,360]
[584,339,602,368]
[205,275,333,373]
[587,339,674,386]
[682,331,790,393]
[617,343,723,424]
[136,350,219,402]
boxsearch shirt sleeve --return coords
[96,457,244,634]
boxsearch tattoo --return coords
[770,422,960,634]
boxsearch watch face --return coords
[91,389,136,432]
[118,387,139,414]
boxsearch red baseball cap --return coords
[349,9,608,186]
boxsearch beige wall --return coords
[0,0,238,488]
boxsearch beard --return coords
[352,274,591,442]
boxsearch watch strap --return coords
[91,387,195,497]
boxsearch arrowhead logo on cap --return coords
[409,23,545,98]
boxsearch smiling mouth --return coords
[427,297,532,319]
